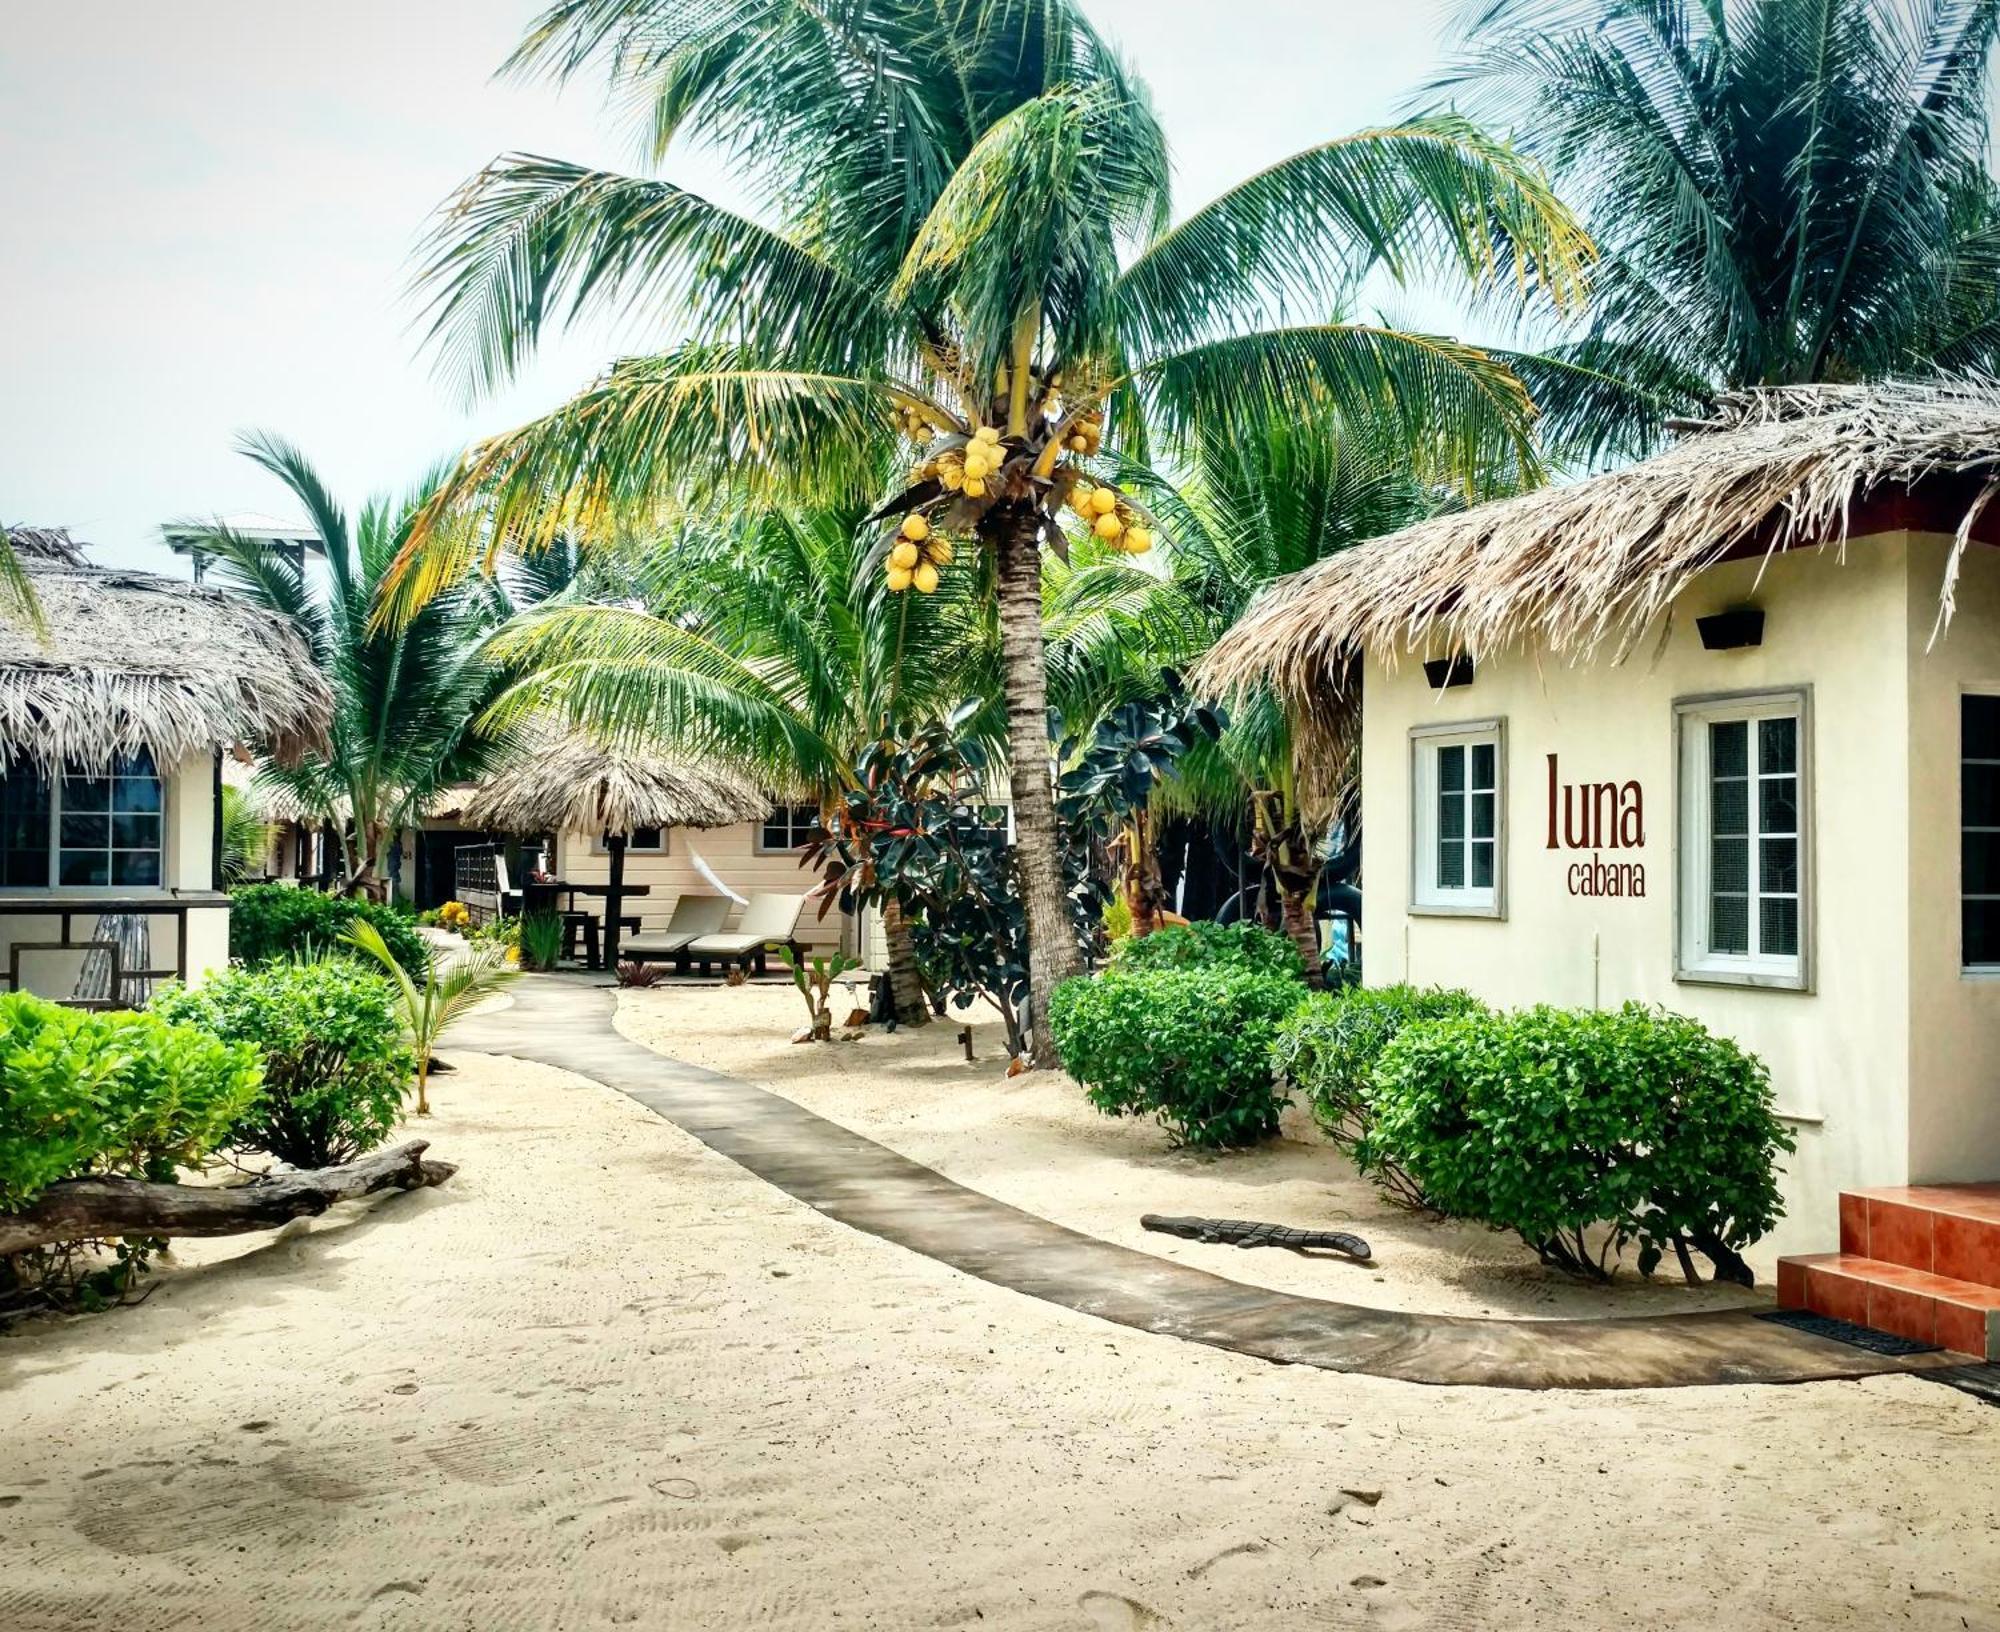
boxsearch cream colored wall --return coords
[1905,533,2000,1182]
[1360,539,1919,1258]
[0,750,234,1001]
[553,819,849,954]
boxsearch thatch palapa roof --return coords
[462,725,769,838]
[1201,380,2000,804]
[0,528,332,772]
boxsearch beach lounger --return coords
[685,892,809,975]
[619,894,731,964]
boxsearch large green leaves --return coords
[1118,116,1593,359]
[417,156,888,397]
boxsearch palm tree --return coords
[1107,417,1449,972]
[1434,0,2000,421]
[387,0,1594,1063]
[343,919,519,1116]
[478,495,984,1023]
[193,434,506,899]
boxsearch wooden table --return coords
[524,881,653,968]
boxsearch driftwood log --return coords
[1141,1214,1372,1261]
[0,1140,456,1257]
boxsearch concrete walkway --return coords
[456,976,1957,1390]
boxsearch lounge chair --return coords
[620,894,731,965]
[685,892,809,975]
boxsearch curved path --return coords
[457,977,1954,1391]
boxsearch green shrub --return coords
[0,991,264,1307]
[0,992,264,1212]
[1369,1002,1795,1284]
[1273,983,1488,1209]
[1109,920,1306,981]
[155,961,416,1169]
[1050,965,1304,1148]
[228,883,428,978]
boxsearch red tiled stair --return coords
[1777,1183,2000,1358]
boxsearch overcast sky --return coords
[2,1,1460,570]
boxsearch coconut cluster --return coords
[1067,482,1153,553]
[885,512,954,593]
[1062,412,1104,456]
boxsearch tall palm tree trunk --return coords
[880,897,931,1026]
[990,503,1081,1066]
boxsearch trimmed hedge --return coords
[229,884,428,978]
[156,961,416,1169]
[1050,964,1304,1148]
[1109,920,1305,981]
[1369,1001,1794,1284]
[1272,983,1488,1209]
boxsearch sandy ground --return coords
[2,1006,1998,1630]
[616,983,1765,1319]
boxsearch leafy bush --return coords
[156,961,416,1168]
[1050,965,1304,1148]
[1273,984,1488,1208]
[517,910,565,971]
[0,992,263,1308]
[1369,1002,1795,1284]
[229,883,429,977]
[1109,920,1306,981]
[0,992,264,1211]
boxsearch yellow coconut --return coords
[1094,512,1124,541]
[1088,486,1118,516]
[1124,526,1154,553]
[887,565,915,591]
[912,561,940,593]
[890,540,921,570]
[975,424,1001,444]
[963,453,990,480]
[901,514,930,542]
[941,464,964,491]
[964,476,987,498]
[1069,434,1090,452]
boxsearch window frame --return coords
[756,803,820,855]
[1408,717,1506,919]
[0,752,170,895]
[1673,686,1813,992]
[1961,685,2000,977]
[592,827,668,856]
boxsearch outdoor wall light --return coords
[1697,607,1765,650]
[1423,654,1476,689]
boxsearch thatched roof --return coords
[461,725,769,837]
[0,528,332,772]
[1202,380,2000,803]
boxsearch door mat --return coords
[1754,1308,1941,1356]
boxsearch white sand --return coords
[1,1011,1996,1630]
[616,983,1766,1319]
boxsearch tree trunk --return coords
[880,897,931,1027]
[989,501,1082,1067]
[1250,791,1323,988]
[1123,810,1169,937]
[0,1141,456,1257]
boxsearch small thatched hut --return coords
[0,528,330,1003]
[1204,381,2000,1334]
[461,725,769,966]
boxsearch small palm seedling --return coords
[343,919,518,1115]
[777,945,862,1041]
[517,909,566,972]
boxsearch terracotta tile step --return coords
[1777,1252,2000,1359]
[1837,1184,2000,1288]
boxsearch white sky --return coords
[1,1,1460,570]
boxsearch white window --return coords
[1676,690,1808,988]
[757,804,819,854]
[0,748,166,890]
[1963,692,2000,970]
[1410,720,1503,916]
[595,826,666,855]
